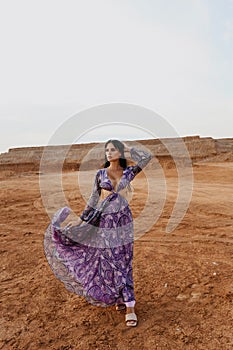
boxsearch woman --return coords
[44,140,152,327]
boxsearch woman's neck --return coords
[108,160,122,171]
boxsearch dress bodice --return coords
[99,168,127,193]
[80,147,152,222]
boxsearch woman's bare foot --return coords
[115,303,126,311]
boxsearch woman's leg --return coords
[125,300,135,307]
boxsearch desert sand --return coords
[1,140,233,349]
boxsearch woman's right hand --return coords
[122,142,131,153]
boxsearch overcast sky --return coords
[0,0,232,154]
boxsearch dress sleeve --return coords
[128,147,152,180]
[80,170,101,221]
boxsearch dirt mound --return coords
[196,151,233,163]
[0,136,232,174]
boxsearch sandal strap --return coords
[125,313,137,322]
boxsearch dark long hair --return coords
[104,139,127,169]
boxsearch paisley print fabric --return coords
[44,147,152,307]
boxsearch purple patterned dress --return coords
[44,147,152,307]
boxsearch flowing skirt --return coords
[44,205,135,307]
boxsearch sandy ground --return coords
[0,161,233,350]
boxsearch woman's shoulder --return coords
[125,165,135,172]
[96,168,105,176]
[123,165,135,175]
[97,168,105,172]
[124,164,142,178]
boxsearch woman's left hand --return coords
[66,218,83,228]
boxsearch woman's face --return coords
[105,142,121,162]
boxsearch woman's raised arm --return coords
[124,144,152,180]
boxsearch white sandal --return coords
[125,313,138,327]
